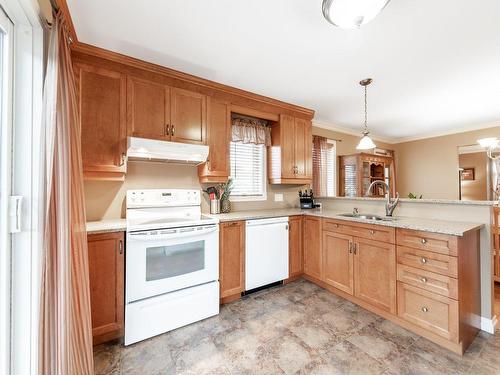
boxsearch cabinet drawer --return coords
[397,264,458,299]
[396,229,457,256]
[397,282,458,342]
[323,219,395,243]
[397,246,457,277]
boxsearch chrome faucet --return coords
[365,180,399,217]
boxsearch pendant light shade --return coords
[357,132,377,150]
[356,78,377,150]
[322,0,391,29]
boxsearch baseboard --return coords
[480,315,498,334]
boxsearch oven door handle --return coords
[128,225,218,241]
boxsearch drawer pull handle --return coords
[420,277,427,283]
[333,223,339,228]
[421,238,427,244]
[421,257,427,264]
[421,307,429,313]
[369,230,375,235]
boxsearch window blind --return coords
[312,137,337,197]
[230,141,266,197]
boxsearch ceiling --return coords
[66,0,500,142]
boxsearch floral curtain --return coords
[39,12,94,375]
[231,114,271,146]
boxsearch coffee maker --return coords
[299,189,320,209]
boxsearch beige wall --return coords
[459,152,488,201]
[394,126,500,199]
[84,161,307,221]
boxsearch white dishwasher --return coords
[245,217,289,291]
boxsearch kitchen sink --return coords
[338,213,395,221]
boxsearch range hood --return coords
[127,137,209,165]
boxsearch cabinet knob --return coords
[421,238,427,244]
[421,257,427,264]
[119,240,123,255]
[421,306,429,313]
[369,230,375,235]
[349,242,353,254]
[420,277,427,283]
[165,124,170,136]
[171,124,175,136]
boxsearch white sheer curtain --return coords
[38,12,94,375]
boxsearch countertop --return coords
[208,208,484,236]
[86,208,484,237]
[86,219,127,234]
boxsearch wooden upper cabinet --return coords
[75,62,127,181]
[88,232,125,345]
[171,88,207,144]
[354,237,396,313]
[127,76,170,140]
[304,216,322,279]
[323,231,354,295]
[268,114,312,184]
[288,216,304,278]
[198,98,230,183]
[219,221,245,299]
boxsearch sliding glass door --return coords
[0,7,14,374]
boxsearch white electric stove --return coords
[124,189,219,345]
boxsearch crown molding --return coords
[312,119,396,144]
[392,121,500,144]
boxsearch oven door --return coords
[126,224,219,303]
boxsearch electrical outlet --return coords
[274,193,284,202]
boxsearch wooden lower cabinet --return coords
[322,231,354,294]
[87,232,124,345]
[304,216,322,279]
[288,216,304,278]
[303,218,480,355]
[354,237,396,314]
[219,221,245,302]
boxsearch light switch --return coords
[274,193,284,202]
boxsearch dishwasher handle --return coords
[246,217,289,227]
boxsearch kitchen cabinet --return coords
[198,98,231,183]
[87,232,124,345]
[127,76,207,144]
[303,217,480,355]
[268,114,312,184]
[354,237,396,313]
[219,221,245,302]
[75,62,127,181]
[304,216,322,279]
[322,231,354,295]
[288,216,304,279]
[127,76,170,140]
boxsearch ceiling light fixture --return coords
[356,78,377,150]
[477,137,500,159]
[322,0,391,29]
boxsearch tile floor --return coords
[94,280,500,375]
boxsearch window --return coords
[229,141,266,200]
[312,137,337,197]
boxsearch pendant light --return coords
[322,0,391,29]
[356,78,377,150]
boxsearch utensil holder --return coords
[210,199,220,214]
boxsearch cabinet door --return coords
[127,76,169,140]
[304,216,322,279]
[220,221,245,299]
[171,88,207,144]
[294,118,312,178]
[198,98,230,182]
[88,232,124,345]
[323,231,354,294]
[75,63,126,177]
[289,216,304,278]
[354,237,396,313]
[280,114,296,178]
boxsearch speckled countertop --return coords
[86,219,126,234]
[86,208,484,237]
[208,208,484,236]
